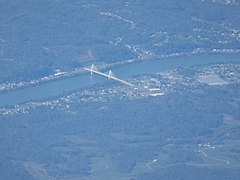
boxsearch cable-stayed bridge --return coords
[84,64,134,87]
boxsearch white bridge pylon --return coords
[108,70,116,79]
[84,64,134,87]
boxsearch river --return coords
[0,54,239,107]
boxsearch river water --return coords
[0,54,239,107]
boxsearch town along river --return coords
[0,54,239,107]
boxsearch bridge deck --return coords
[84,67,134,87]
